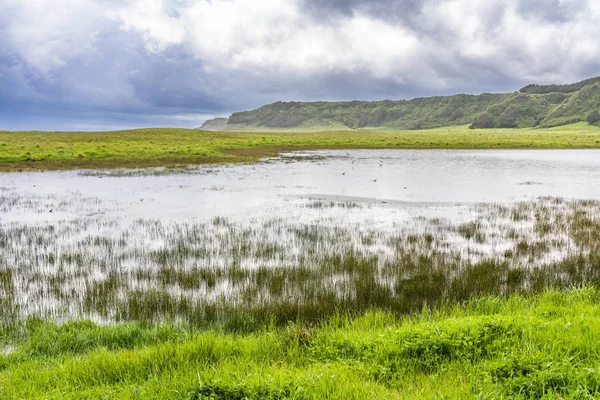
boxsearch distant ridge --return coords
[519,76,600,95]
[198,117,229,131]
[204,77,600,131]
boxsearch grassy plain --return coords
[1,288,600,399]
[1,122,600,171]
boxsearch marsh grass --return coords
[2,197,600,331]
[304,200,362,209]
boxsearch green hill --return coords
[213,77,600,131]
[542,83,600,127]
[519,76,600,94]
[225,94,506,130]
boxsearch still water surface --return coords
[1,149,599,225]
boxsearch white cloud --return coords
[3,0,600,129]
[4,0,600,87]
[114,0,186,53]
[0,0,112,74]
[113,0,425,78]
[108,0,600,88]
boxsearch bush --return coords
[409,119,424,130]
[470,112,495,129]
[587,110,600,125]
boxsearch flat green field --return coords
[1,288,600,399]
[1,123,600,171]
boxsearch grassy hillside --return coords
[470,92,559,128]
[222,77,600,131]
[227,94,506,130]
[542,83,600,127]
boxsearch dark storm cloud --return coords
[517,0,586,23]
[0,16,229,130]
[0,0,598,130]
[303,0,583,25]
[299,0,425,26]
[300,0,424,17]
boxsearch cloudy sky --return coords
[1,0,599,131]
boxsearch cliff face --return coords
[198,118,229,131]
[220,77,600,131]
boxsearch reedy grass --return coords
[1,288,600,398]
[1,122,600,171]
[2,197,600,329]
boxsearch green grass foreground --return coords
[1,123,600,171]
[1,288,600,399]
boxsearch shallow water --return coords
[2,149,600,322]
[1,149,600,225]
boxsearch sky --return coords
[1,0,600,131]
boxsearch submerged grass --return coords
[1,288,600,398]
[2,197,600,328]
[1,122,600,171]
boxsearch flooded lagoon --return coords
[1,149,600,325]
[3,149,600,223]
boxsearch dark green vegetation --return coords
[1,123,600,171]
[2,289,600,398]
[587,109,600,126]
[219,76,600,130]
